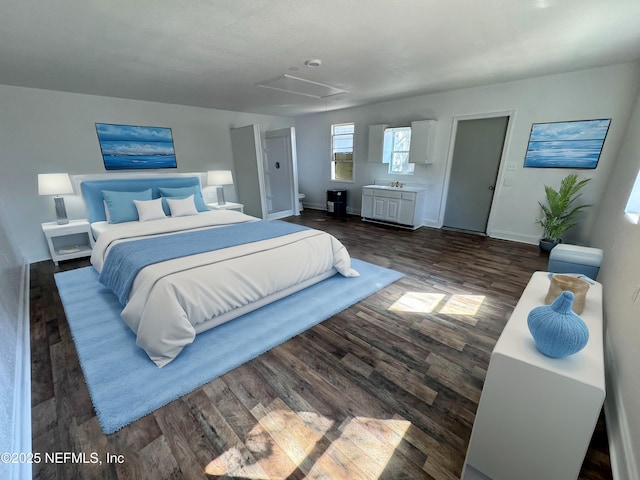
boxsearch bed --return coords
[81,176,359,367]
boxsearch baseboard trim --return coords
[420,218,440,228]
[487,228,539,245]
[302,208,542,245]
[305,202,328,211]
[11,263,31,480]
[604,334,638,480]
[305,204,358,216]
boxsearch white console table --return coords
[461,271,604,480]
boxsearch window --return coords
[331,123,354,181]
[383,127,414,175]
[625,169,640,224]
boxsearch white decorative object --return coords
[38,173,74,224]
[207,170,234,205]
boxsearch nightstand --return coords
[41,219,95,266]
[207,202,244,213]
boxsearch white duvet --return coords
[90,210,359,367]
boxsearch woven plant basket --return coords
[545,274,590,314]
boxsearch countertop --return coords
[363,184,427,193]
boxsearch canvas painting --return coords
[95,123,177,170]
[524,119,611,169]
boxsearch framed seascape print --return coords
[95,123,177,170]
[523,118,611,169]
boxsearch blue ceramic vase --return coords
[527,291,589,358]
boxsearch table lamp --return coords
[38,173,74,224]
[207,170,233,205]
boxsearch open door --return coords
[230,125,268,219]
[264,127,299,220]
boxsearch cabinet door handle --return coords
[488,185,495,191]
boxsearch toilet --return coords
[298,193,305,211]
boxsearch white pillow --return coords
[134,198,167,222]
[166,195,199,217]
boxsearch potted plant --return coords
[536,174,591,251]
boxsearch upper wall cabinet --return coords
[409,120,437,164]
[367,124,388,162]
[368,120,438,164]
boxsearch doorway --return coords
[443,115,510,234]
[230,125,299,220]
[264,128,299,220]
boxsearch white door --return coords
[230,125,267,219]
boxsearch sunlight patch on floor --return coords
[334,416,412,473]
[389,292,486,317]
[388,292,446,313]
[204,408,411,479]
[440,294,485,316]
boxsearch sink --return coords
[364,185,404,190]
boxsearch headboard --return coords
[81,176,203,223]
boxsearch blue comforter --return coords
[99,220,309,305]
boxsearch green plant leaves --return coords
[536,174,591,241]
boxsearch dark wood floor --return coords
[30,209,612,479]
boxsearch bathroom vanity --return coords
[361,184,426,229]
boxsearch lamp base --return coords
[216,186,226,205]
[54,196,69,225]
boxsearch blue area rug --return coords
[54,259,403,434]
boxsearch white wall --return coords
[0,84,293,262]
[590,90,640,479]
[0,197,30,480]
[295,63,640,245]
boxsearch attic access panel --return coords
[523,119,611,169]
[256,74,348,99]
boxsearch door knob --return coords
[488,185,495,191]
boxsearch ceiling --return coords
[2,0,640,117]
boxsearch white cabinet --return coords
[361,186,425,229]
[397,192,417,225]
[409,120,437,164]
[368,121,437,164]
[372,191,401,222]
[367,124,388,162]
[461,271,605,480]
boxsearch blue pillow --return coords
[102,189,153,224]
[157,186,208,215]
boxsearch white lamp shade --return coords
[38,173,73,196]
[207,170,233,186]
